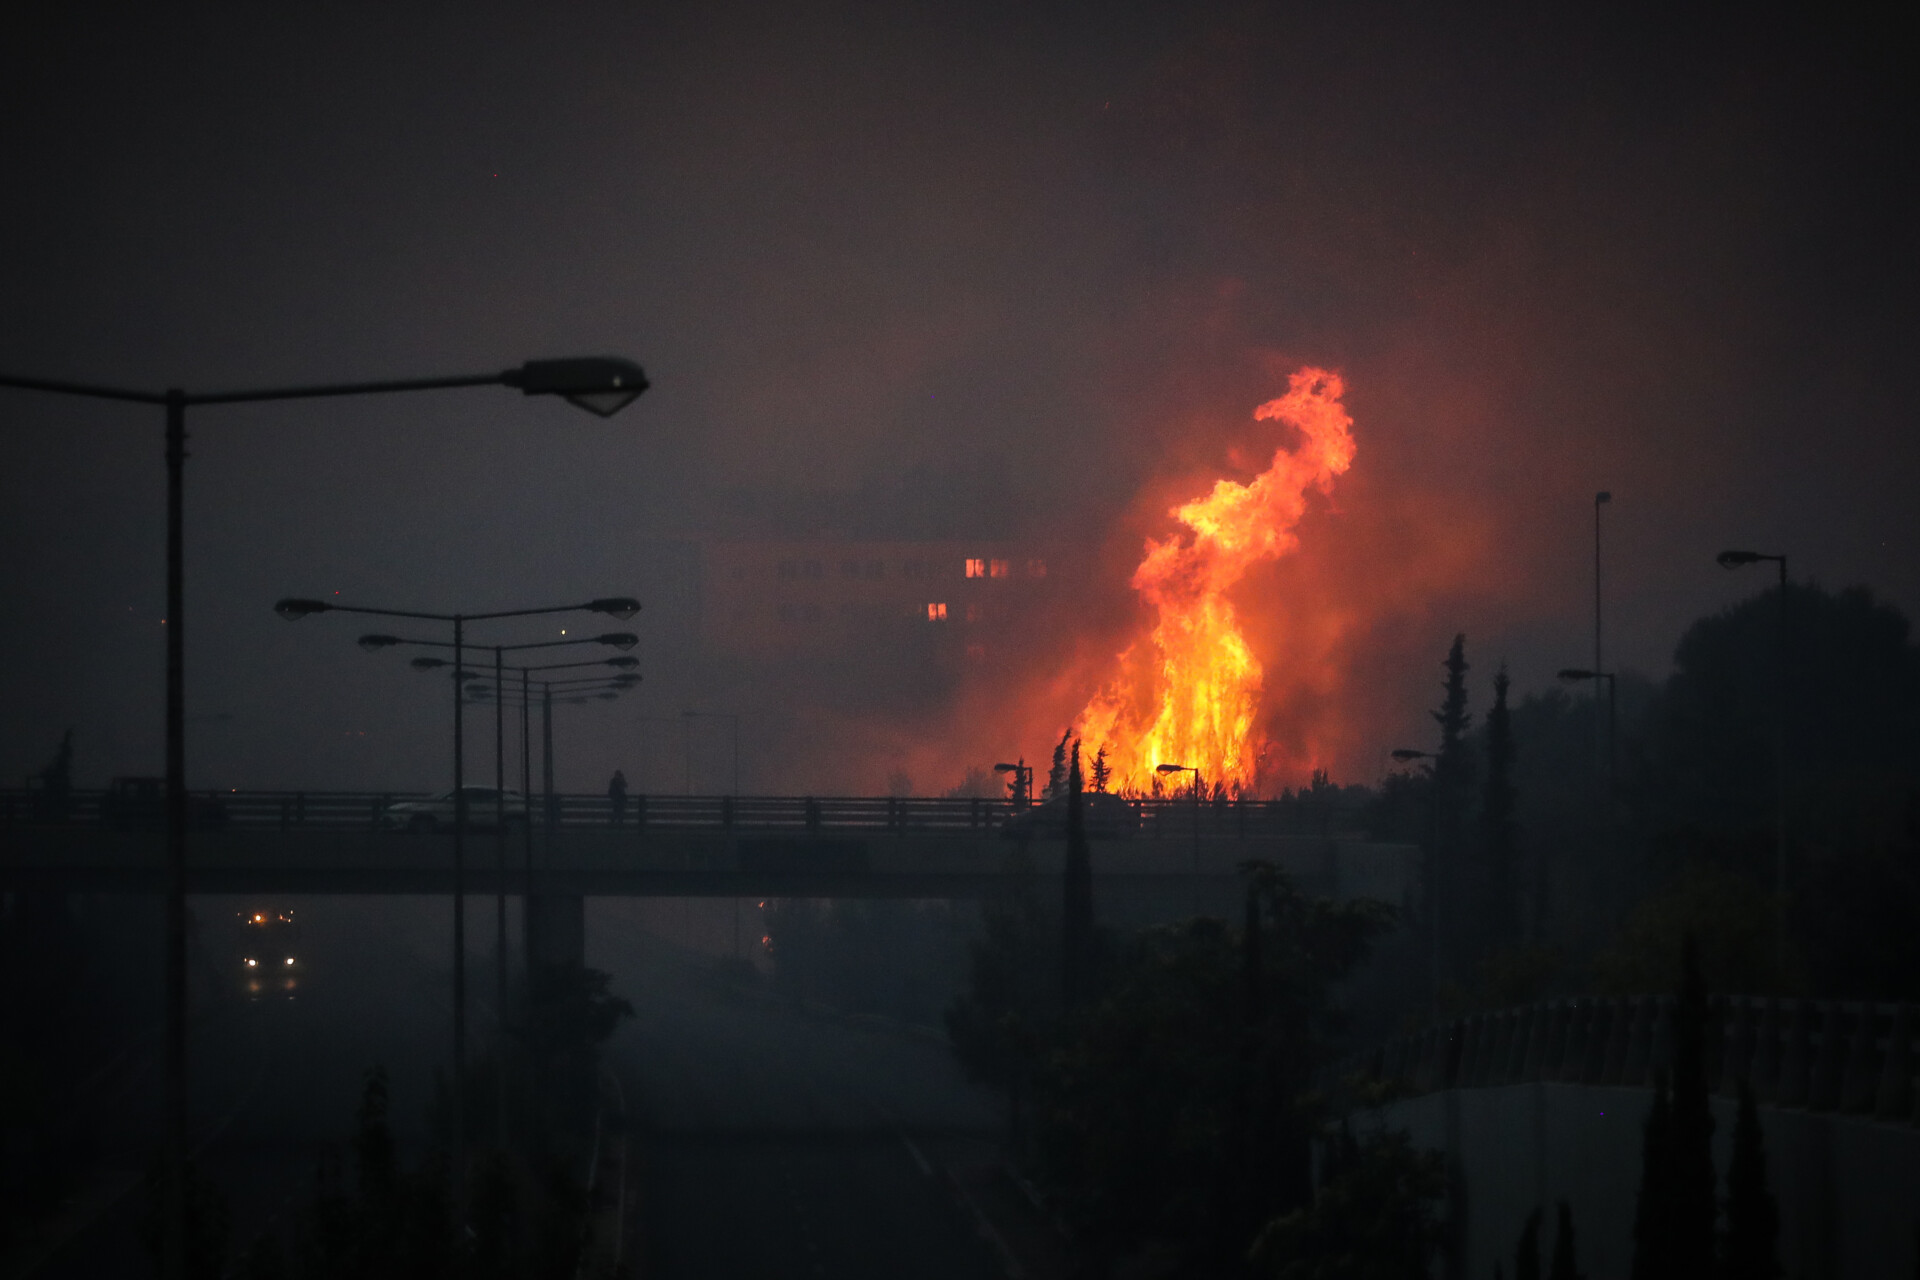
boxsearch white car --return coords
[382,787,530,832]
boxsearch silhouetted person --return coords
[608,769,627,825]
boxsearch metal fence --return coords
[1325,995,1920,1124]
[0,787,1367,837]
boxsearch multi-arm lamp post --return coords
[0,354,644,1278]
[359,634,638,1042]
[1719,547,1791,976]
[273,594,639,1170]
[992,759,1033,808]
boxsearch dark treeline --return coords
[1362,580,1920,1013]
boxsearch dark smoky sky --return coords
[2,2,1915,792]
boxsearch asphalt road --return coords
[590,900,1010,1280]
[18,894,458,1279]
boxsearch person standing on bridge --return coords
[608,769,628,824]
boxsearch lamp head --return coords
[604,655,639,669]
[502,357,649,418]
[587,597,642,620]
[358,634,403,651]
[993,762,1019,774]
[274,598,331,620]
[1557,668,1597,682]
[597,632,639,650]
[1596,491,1612,504]
[611,675,641,688]
[1389,749,1430,763]
[1155,763,1191,774]
[411,657,450,670]
[1718,549,1763,569]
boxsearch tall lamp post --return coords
[274,594,638,1166]
[1156,762,1202,915]
[1718,547,1791,976]
[1392,747,1443,1011]
[0,354,645,1278]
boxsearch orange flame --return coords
[1076,367,1355,794]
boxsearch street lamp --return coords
[1718,547,1791,976]
[1156,762,1202,914]
[275,593,640,1167]
[992,760,1033,808]
[1391,748,1443,1010]
[0,354,645,1279]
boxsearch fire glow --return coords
[1076,367,1356,795]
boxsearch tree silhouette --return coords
[1630,1069,1673,1280]
[1430,634,1473,985]
[1548,1201,1583,1280]
[1483,663,1520,951]
[1514,1205,1543,1280]
[1670,935,1718,1280]
[1091,745,1112,794]
[1722,1079,1779,1280]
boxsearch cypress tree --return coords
[1483,662,1519,950]
[1061,741,1093,1010]
[1672,935,1718,1279]
[1631,1070,1674,1280]
[1430,634,1472,985]
[1722,1079,1779,1280]
[1515,1206,1543,1280]
[1549,1201,1583,1280]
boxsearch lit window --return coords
[1026,558,1047,578]
[965,603,981,622]
[989,559,1009,578]
[927,602,948,621]
[965,558,986,578]
[965,643,987,662]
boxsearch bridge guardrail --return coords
[1322,994,1920,1126]
[0,787,1371,838]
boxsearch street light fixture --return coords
[1156,763,1202,914]
[1718,547,1791,976]
[992,760,1033,808]
[1391,748,1443,1010]
[0,354,646,1280]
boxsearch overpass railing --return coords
[0,787,1366,838]
[1323,995,1920,1125]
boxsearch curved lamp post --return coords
[1156,762,1202,914]
[1719,547,1791,975]
[993,759,1033,809]
[0,355,645,1279]
[1391,748,1443,1010]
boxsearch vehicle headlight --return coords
[245,958,257,967]
[285,957,295,966]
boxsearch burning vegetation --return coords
[1076,367,1356,795]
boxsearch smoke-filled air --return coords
[1077,367,1355,795]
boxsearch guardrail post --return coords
[886,796,899,833]
[634,794,647,832]
[969,796,980,829]
[1778,1000,1815,1107]
[1809,1002,1847,1111]
[805,797,820,833]
[1841,1002,1882,1113]
[1720,998,1757,1097]
[1877,1004,1914,1120]
[722,796,734,830]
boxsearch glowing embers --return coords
[1077,368,1356,795]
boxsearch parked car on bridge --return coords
[380,786,530,832]
[1000,791,1139,839]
